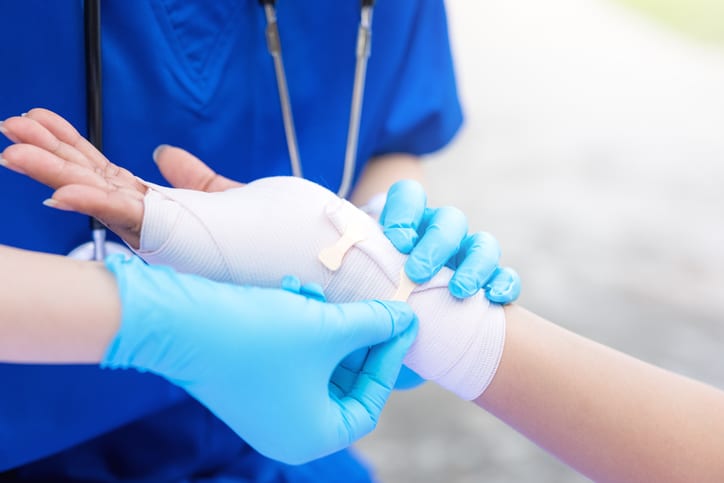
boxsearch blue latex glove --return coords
[102,255,419,465]
[380,180,521,302]
[379,180,521,390]
[280,275,427,392]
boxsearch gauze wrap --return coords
[135,176,505,400]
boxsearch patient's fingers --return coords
[1,143,109,191]
[154,145,243,192]
[25,108,110,170]
[2,133,145,195]
[2,115,96,171]
[50,184,144,249]
[25,109,142,192]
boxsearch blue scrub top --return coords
[0,1,462,480]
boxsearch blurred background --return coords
[355,0,724,481]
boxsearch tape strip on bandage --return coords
[135,176,506,400]
[392,268,416,302]
[318,221,368,271]
[317,203,416,302]
[320,225,415,300]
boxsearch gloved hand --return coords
[102,255,418,465]
[380,180,521,303]
[378,180,521,390]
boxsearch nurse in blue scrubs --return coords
[0,1,483,481]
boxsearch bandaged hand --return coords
[152,148,520,391]
[103,254,417,465]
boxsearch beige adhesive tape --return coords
[318,221,368,271]
[392,268,416,302]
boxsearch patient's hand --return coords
[0,109,146,248]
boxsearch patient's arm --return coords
[0,244,120,363]
[480,305,724,482]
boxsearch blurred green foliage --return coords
[617,0,724,44]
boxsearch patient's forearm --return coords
[477,305,724,482]
[350,153,424,208]
[0,245,120,363]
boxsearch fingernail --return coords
[43,198,71,210]
[43,199,58,208]
[0,155,7,167]
[152,144,170,164]
[20,112,28,117]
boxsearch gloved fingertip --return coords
[104,252,133,269]
[375,300,417,335]
[485,268,522,304]
[383,227,417,253]
[393,365,425,390]
[399,317,419,343]
[448,278,477,299]
[300,282,327,302]
[404,256,438,284]
[280,275,302,294]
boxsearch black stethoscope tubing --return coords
[69,0,130,260]
[82,0,112,260]
[85,0,103,156]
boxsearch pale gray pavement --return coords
[355,1,724,481]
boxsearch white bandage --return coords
[135,177,505,400]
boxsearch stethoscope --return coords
[70,0,375,261]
